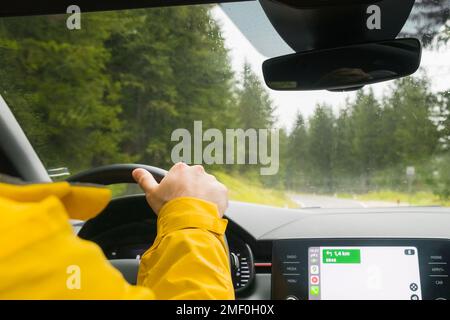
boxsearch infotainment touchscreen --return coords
[308,246,422,300]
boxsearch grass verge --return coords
[338,190,450,207]
[214,171,298,208]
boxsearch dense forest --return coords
[286,78,448,196]
[0,5,449,200]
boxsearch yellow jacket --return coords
[0,182,235,299]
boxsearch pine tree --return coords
[236,62,275,130]
[350,88,383,189]
[307,104,336,192]
[286,112,309,190]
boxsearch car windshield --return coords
[0,2,449,208]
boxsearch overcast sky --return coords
[211,5,450,132]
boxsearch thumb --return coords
[132,168,158,193]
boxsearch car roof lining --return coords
[0,0,253,17]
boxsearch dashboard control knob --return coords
[230,252,240,270]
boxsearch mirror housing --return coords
[259,0,415,53]
[262,38,422,92]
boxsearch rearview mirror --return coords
[262,38,422,92]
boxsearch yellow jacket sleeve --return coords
[0,182,234,300]
[137,197,235,299]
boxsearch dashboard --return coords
[76,195,450,300]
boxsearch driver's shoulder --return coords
[0,181,111,221]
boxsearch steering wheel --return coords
[67,164,168,185]
[67,163,231,285]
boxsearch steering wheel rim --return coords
[66,164,167,185]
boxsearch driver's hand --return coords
[132,163,228,217]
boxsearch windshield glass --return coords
[0,3,449,208]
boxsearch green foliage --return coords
[236,62,275,129]
[0,8,238,173]
[432,153,450,199]
[0,14,127,171]
[384,76,439,164]
[306,104,336,192]
[105,7,237,168]
[285,112,309,190]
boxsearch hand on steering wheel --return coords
[132,163,228,217]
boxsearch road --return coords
[290,193,407,209]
